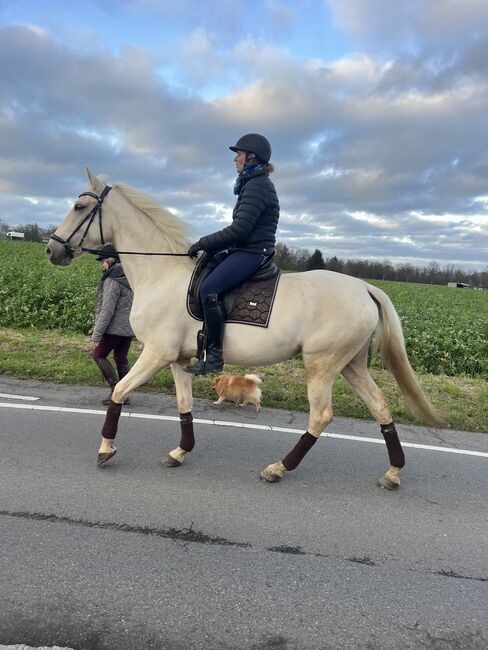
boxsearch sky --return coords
[0,0,487,270]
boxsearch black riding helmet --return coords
[229,133,272,164]
[95,242,119,262]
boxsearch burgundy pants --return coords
[92,334,132,367]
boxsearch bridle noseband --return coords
[50,185,112,258]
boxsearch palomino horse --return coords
[46,169,443,489]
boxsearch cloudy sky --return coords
[1,0,487,270]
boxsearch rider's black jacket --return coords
[198,171,279,256]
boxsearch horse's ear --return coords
[85,167,103,192]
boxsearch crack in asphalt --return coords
[2,509,487,583]
[0,509,251,548]
[434,569,488,582]
[346,556,377,566]
[268,545,307,555]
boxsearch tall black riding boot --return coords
[95,358,118,405]
[185,294,224,376]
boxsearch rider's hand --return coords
[188,241,202,258]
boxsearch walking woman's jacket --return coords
[91,263,134,341]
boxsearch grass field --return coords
[1,240,487,431]
[0,327,486,431]
[1,240,486,377]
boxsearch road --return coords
[0,376,487,650]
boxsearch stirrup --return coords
[185,355,223,376]
[184,359,207,376]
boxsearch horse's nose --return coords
[45,245,52,258]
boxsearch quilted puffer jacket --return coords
[198,171,279,255]
[91,263,134,341]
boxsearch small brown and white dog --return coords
[212,374,262,411]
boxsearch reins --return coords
[81,247,189,257]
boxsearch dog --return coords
[212,374,262,411]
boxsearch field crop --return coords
[1,240,487,378]
[368,280,488,378]
[0,241,98,333]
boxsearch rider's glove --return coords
[188,241,203,258]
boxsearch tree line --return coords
[0,220,57,242]
[275,243,488,288]
[1,219,485,288]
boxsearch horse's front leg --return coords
[98,346,167,466]
[159,362,195,468]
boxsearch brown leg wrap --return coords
[179,412,195,452]
[381,422,405,468]
[282,431,318,471]
[101,400,123,440]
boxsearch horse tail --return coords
[366,283,445,428]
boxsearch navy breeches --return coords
[200,251,265,302]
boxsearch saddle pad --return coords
[226,274,280,327]
[187,272,281,328]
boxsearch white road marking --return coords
[0,401,487,458]
[0,392,39,401]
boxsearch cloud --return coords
[0,6,487,270]
[327,0,488,52]
[264,0,297,35]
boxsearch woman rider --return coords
[185,133,280,376]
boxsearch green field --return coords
[368,279,488,378]
[1,240,487,378]
[1,240,487,431]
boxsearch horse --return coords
[46,169,443,489]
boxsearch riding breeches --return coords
[200,251,265,302]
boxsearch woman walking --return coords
[91,243,134,404]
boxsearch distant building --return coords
[447,282,471,289]
[6,231,25,241]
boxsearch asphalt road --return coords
[0,377,487,650]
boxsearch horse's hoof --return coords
[260,470,282,483]
[159,454,181,468]
[376,476,400,490]
[97,449,117,467]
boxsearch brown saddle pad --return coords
[225,274,281,327]
[186,257,281,328]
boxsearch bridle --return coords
[51,184,189,258]
[50,185,112,258]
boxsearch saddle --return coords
[186,251,281,328]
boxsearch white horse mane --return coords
[113,182,191,254]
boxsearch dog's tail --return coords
[245,374,262,384]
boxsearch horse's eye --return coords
[74,203,85,211]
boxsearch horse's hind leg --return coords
[261,354,334,483]
[341,345,405,490]
[97,346,167,466]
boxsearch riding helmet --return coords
[95,242,119,261]
[229,133,272,163]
